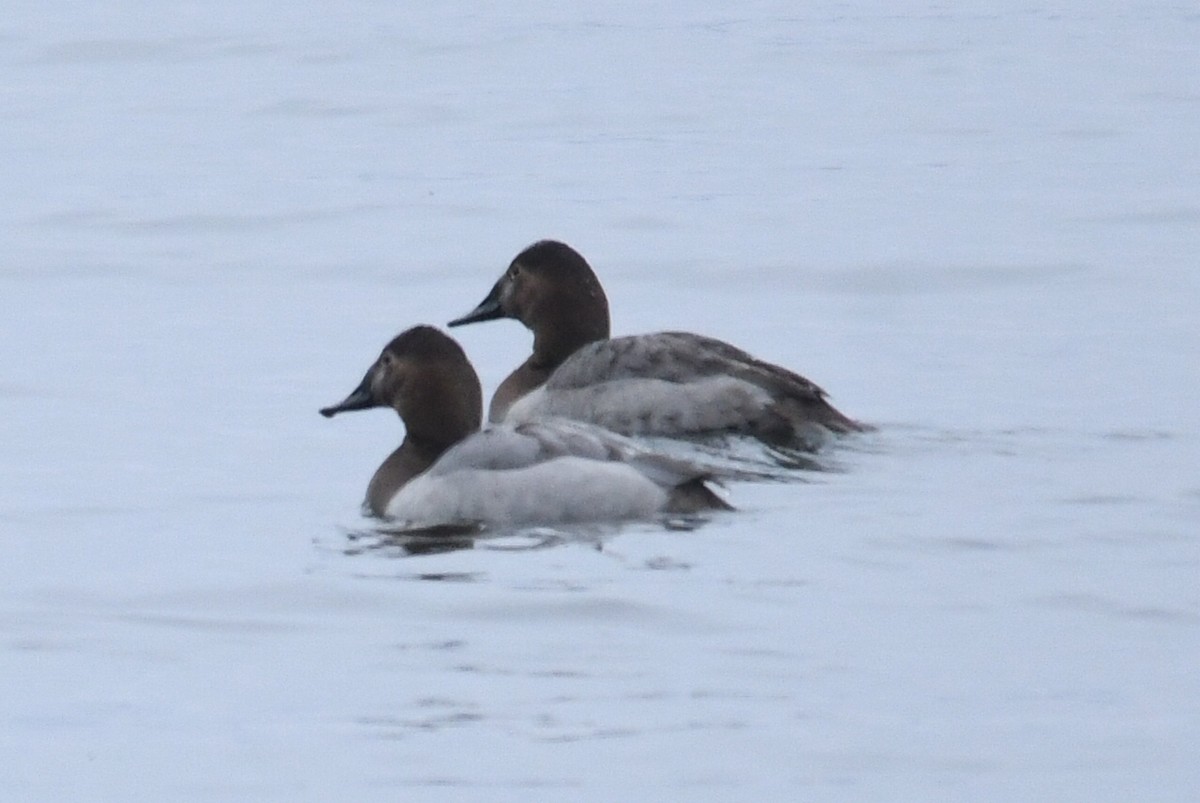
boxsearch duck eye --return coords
[508,263,521,279]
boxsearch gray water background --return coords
[2,3,1198,800]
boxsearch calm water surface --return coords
[2,3,1198,800]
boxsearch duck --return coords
[447,240,869,451]
[319,325,732,526]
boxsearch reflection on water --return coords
[341,525,479,558]
[338,511,724,560]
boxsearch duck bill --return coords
[319,370,378,418]
[447,280,504,327]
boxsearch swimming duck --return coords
[448,240,868,451]
[320,325,731,526]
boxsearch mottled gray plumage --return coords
[449,240,869,449]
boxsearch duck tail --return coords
[813,399,874,434]
[770,393,874,440]
[666,478,734,513]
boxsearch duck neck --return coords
[368,379,481,517]
[365,434,454,517]
[529,306,609,373]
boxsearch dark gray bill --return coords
[447,280,504,327]
[319,370,377,418]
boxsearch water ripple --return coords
[1029,593,1200,625]
[33,37,273,64]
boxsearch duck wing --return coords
[545,332,825,400]
[429,418,762,485]
[515,333,865,440]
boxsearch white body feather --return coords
[381,419,719,526]
[505,375,773,435]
